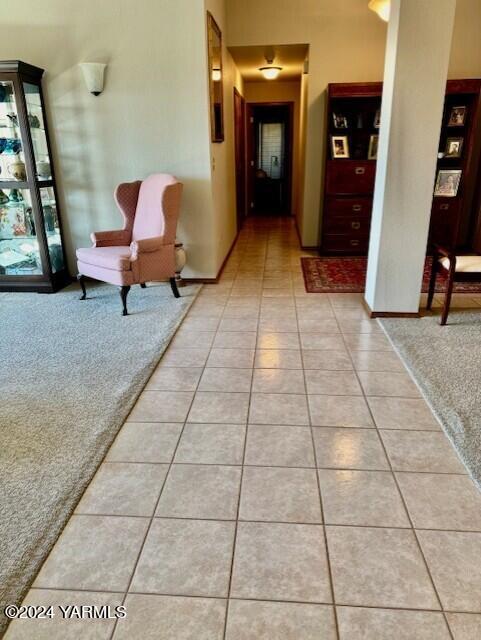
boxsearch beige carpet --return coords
[380,309,481,490]
[0,281,199,635]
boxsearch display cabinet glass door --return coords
[0,63,68,291]
[0,81,42,276]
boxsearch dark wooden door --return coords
[234,87,246,230]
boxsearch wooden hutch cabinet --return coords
[320,80,481,255]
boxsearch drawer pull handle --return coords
[440,204,450,210]
[355,167,365,175]
[352,204,362,212]
[350,240,360,246]
[351,221,361,230]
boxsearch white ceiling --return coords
[228,43,309,82]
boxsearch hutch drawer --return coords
[325,160,376,195]
[324,196,372,217]
[323,215,371,235]
[322,233,370,254]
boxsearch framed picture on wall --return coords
[331,135,350,159]
[206,12,224,142]
[434,169,462,197]
[444,137,463,158]
[448,106,467,127]
[373,108,381,128]
[368,134,379,160]
[332,113,348,129]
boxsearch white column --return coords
[365,0,456,315]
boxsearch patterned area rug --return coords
[301,256,481,294]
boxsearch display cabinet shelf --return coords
[0,60,68,291]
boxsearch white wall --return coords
[226,0,481,248]
[205,0,242,274]
[0,0,218,278]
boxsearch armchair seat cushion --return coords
[76,246,132,272]
[440,255,481,273]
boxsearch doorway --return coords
[246,102,293,216]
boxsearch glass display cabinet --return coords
[0,60,68,291]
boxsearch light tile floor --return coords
[6,217,481,640]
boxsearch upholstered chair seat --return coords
[439,255,481,273]
[427,245,481,325]
[76,174,183,315]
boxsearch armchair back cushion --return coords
[132,174,182,243]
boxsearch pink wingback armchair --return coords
[76,174,183,315]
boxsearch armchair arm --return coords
[130,235,165,257]
[91,229,131,247]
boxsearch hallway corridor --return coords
[7,218,481,639]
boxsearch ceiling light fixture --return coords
[259,66,282,80]
[368,0,390,22]
[259,50,282,80]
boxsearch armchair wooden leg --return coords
[119,285,131,316]
[140,283,147,288]
[170,277,180,298]
[426,255,438,310]
[440,264,455,326]
[77,274,87,300]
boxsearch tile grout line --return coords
[89,460,470,475]
[335,308,455,640]
[222,238,263,640]
[69,511,481,535]
[25,582,481,616]
[297,278,341,639]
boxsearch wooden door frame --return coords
[246,101,295,216]
[233,87,246,230]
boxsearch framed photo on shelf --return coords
[331,135,350,159]
[434,169,462,197]
[332,113,348,129]
[448,106,467,127]
[368,134,379,160]
[444,137,463,158]
[373,108,381,128]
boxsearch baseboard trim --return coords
[363,298,420,318]
[182,229,240,285]
[182,277,218,284]
[293,217,319,252]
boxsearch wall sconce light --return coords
[79,62,107,96]
[368,0,390,22]
[211,68,222,82]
